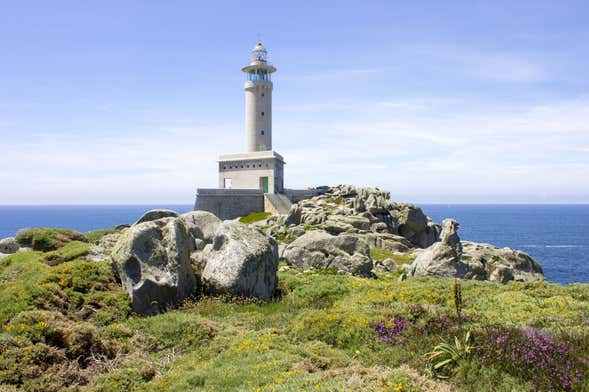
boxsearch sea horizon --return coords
[1,203,587,285]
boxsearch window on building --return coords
[261,92,265,97]
[261,111,264,116]
[261,130,264,135]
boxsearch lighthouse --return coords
[195,42,325,219]
[242,42,276,152]
[216,42,284,194]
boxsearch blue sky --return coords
[1,1,588,204]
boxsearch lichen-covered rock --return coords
[180,211,221,244]
[285,205,302,227]
[390,204,440,248]
[88,232,123,262]
[409,219,544,283]
[111,217,197,315]
[0,237,19,254]
[373,258,397,272]
[363,233,413,253]
[135,209,179,225]
[273,185,441,248]
[461,241,544,283]
[282,230,373,276]
[200,221,278,299]
[409,219,464,278]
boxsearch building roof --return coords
[218,150,285,163]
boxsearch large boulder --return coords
[200,221,278,299]
[410,219,544,283]
[390,204,440,248]
[461,241,544,283]
[88,232,124,262]
[111,217,196,315]
[180,210,221,244]
[285,205,303,227]
[135,209,179,225]
[410,219,464,278]
[0,237,19,254]
[282,230,373,276]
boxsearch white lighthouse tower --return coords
[242,42,276,152]
[195,42,323,219]
[216,42,285,194]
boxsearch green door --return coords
[261,177,269,193]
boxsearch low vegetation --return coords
[370,247,415,265]
[239,211,272,224]
[1,229,588,391]
[85,228,118,243]
[15,228,88,251]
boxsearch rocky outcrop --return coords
[0,237,19,254]
[409,219,544,283]
[135,209,179,225]
[282,230,373,277]
[265,185,441,250]
[180,211,221,246]
[410,219,464,278]
[200,221,278,299]
[461,241,544,283]
[111,217,197,315]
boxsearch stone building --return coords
[195,43,324,220]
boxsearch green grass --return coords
[1,227,589,391]
[370,247,415,265]
[239,211,272,224]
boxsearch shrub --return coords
[478,326,588,390]
[84,228,117,243]
[425,330,474,379]
[370,317,411,342]
[16,228,87,251]
[42,241,91,266]
[123,312,217,351]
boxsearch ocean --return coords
[0,204,587,285]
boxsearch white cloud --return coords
[2,96,589,204]
[405,44,547,83]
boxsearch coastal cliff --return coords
[0,186,587,391]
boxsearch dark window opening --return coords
[261,111,264,116]
[261,130,265,135]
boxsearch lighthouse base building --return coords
[194,42,323,220]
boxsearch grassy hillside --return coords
[1,228,588,391]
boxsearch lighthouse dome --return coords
[251,42,268,63]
